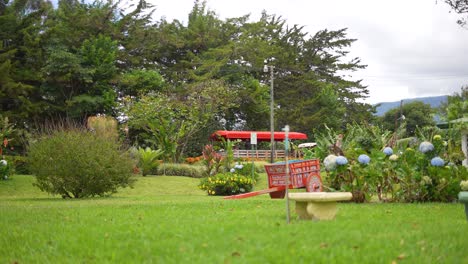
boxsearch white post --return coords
[269,66,275,163]
[283,125,290,224]
[462,130,467,167]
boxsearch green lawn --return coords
[1,175,467,263]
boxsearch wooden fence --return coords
[220,149,300,159]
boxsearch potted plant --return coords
[459,180,468,221]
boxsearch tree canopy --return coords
[379,101,435,137]
[1,0,376,157]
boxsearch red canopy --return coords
[210,130,307,142]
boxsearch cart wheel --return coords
[306,174,323,192]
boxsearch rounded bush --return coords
[28,129,135,198]
[199,173,254,195]
[357,154,370,165]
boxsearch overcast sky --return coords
[146,0,468,104]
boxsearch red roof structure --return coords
[210,130,307,142]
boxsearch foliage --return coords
[137,147,164,176]
[202,144,222,176]
[304,123,391,161]
[198,169,255,196]
[87,115,118,140]
[123,80,237,162]
[439,86,468,121]
[315,123,467,202]
[155,163,205,178]
[117,69,165,97]
[3,0,376,158]
[444,0,468,27]
[0,115,16,156]
[185,156,203,164]
[379,101,435,137]
[2,155,29,175]
[28,129,135,198]
[232,162,260,181]
[220,138,240,172]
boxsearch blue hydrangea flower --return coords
[430,157,445,167]
[419,141,434,153]
[383,147,393,156]
[335,156,348,166]
[358,154,370,165]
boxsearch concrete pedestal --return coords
[288,192,352,221]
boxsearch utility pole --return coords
[269,65,275,163]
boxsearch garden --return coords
[2,1,468,262]
[1,116,468,263]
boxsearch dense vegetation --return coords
[1,0,374,159]
[1,0,467,201]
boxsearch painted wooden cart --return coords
[224,159,323,199]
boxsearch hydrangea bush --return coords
[311,124,468,203]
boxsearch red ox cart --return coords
[224,159,323,199]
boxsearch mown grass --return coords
[1,175,467,263]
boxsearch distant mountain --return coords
[374,95,448,117]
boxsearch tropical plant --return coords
[137,147,164,176]
[202,145,223,176]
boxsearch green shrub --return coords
[253,161,267,173]
[3,155,29,175]
[156,163,205,178]
[232,162,260,181]
[198,172,255,196]
[202,145,222,176]
[28,129,135,198]
[137,147,164,176]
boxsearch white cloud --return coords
[148,0,468,104]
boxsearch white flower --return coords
[0,160,7,166]
[230,168,235,173]
[460,180,468,191]
[323,155,337,171]
[419,141,434,153]
[234,164,243,169]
